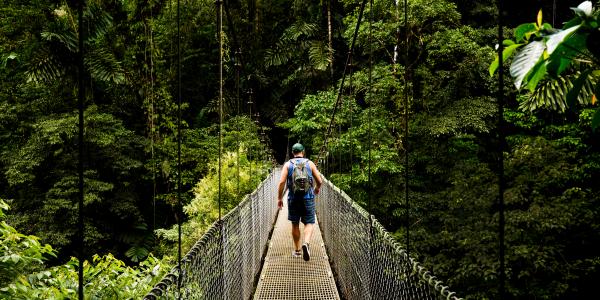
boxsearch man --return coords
[277,143,323,261]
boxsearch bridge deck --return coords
[254,198,340,300]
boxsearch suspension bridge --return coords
[143,170,461,299]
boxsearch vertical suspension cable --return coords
[217,0,224,221]
[248,89,253,183]
[403,0,410,257]
[77,1,85,299]
[367,0,373,213]
[176,0,182,296]
[497,0,506,298]
[317,0,367,164]
[150,3,157,233]
[552,0,556,27]
[367,4,375,296]
[236,48,241,199]
[348,57,354,193]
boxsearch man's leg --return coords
[292,222,301,251]
[303,223,314,244]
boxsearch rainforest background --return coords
[0,0,598,298]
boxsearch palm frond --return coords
[41,30,78,52]
[521,72,597,112]
[84,3,114,42]
[25,51,66,84]
[264,40,296,67]
[85,48,125,84]
[282,21,319,42]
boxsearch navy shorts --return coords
[288,196,316,224]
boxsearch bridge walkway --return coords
[254,196,339,300]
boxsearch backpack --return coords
[291,159,311,195]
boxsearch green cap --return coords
[291,143,304,152]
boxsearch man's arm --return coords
[309,161,323,194]
[277,162,289,209]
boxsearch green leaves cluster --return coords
[0,199,55,286]
[490,1,600,128]
[0,199,168,298]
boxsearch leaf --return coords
[515,23,537,42]
[571,1,593,17]
[308,41,331,71]
[546,25,581,54]
[566,69,593,107]
[537,9,543,28]
[546,33,587,76]
[41,31,78,52]
[510,41,546,90]
[526,60,547,92]
[489,44,522,76]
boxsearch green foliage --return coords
[25,2,125,85]
[1,254,167,299]
[1,0,598,298]
[157,149,270,252]
[491,1,600,128]
[0,199,168,298]
[0,199,55,286]
[2,106,146,256]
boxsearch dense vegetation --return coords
[1,0,598,298]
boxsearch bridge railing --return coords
[317,178,461,300]
[143,170,279,300]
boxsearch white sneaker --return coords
[292,250,302,258]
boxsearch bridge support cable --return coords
[176,0,183,296]
[347,57,354,194]
[236,50,241,198]
[217,0,224,222]
[143,171,280,299]
[317,179,462,300]
[496,0,506,298]
[317,0,368,165]
[403,0,410,261]
[366,0,375,297]
[248,89,254,182]
[216,0,227,297]
[76,1,85,299]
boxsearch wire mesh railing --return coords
[143,169,279,299]
[317,178,461,300]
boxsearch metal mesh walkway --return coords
[254,195,340,300]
